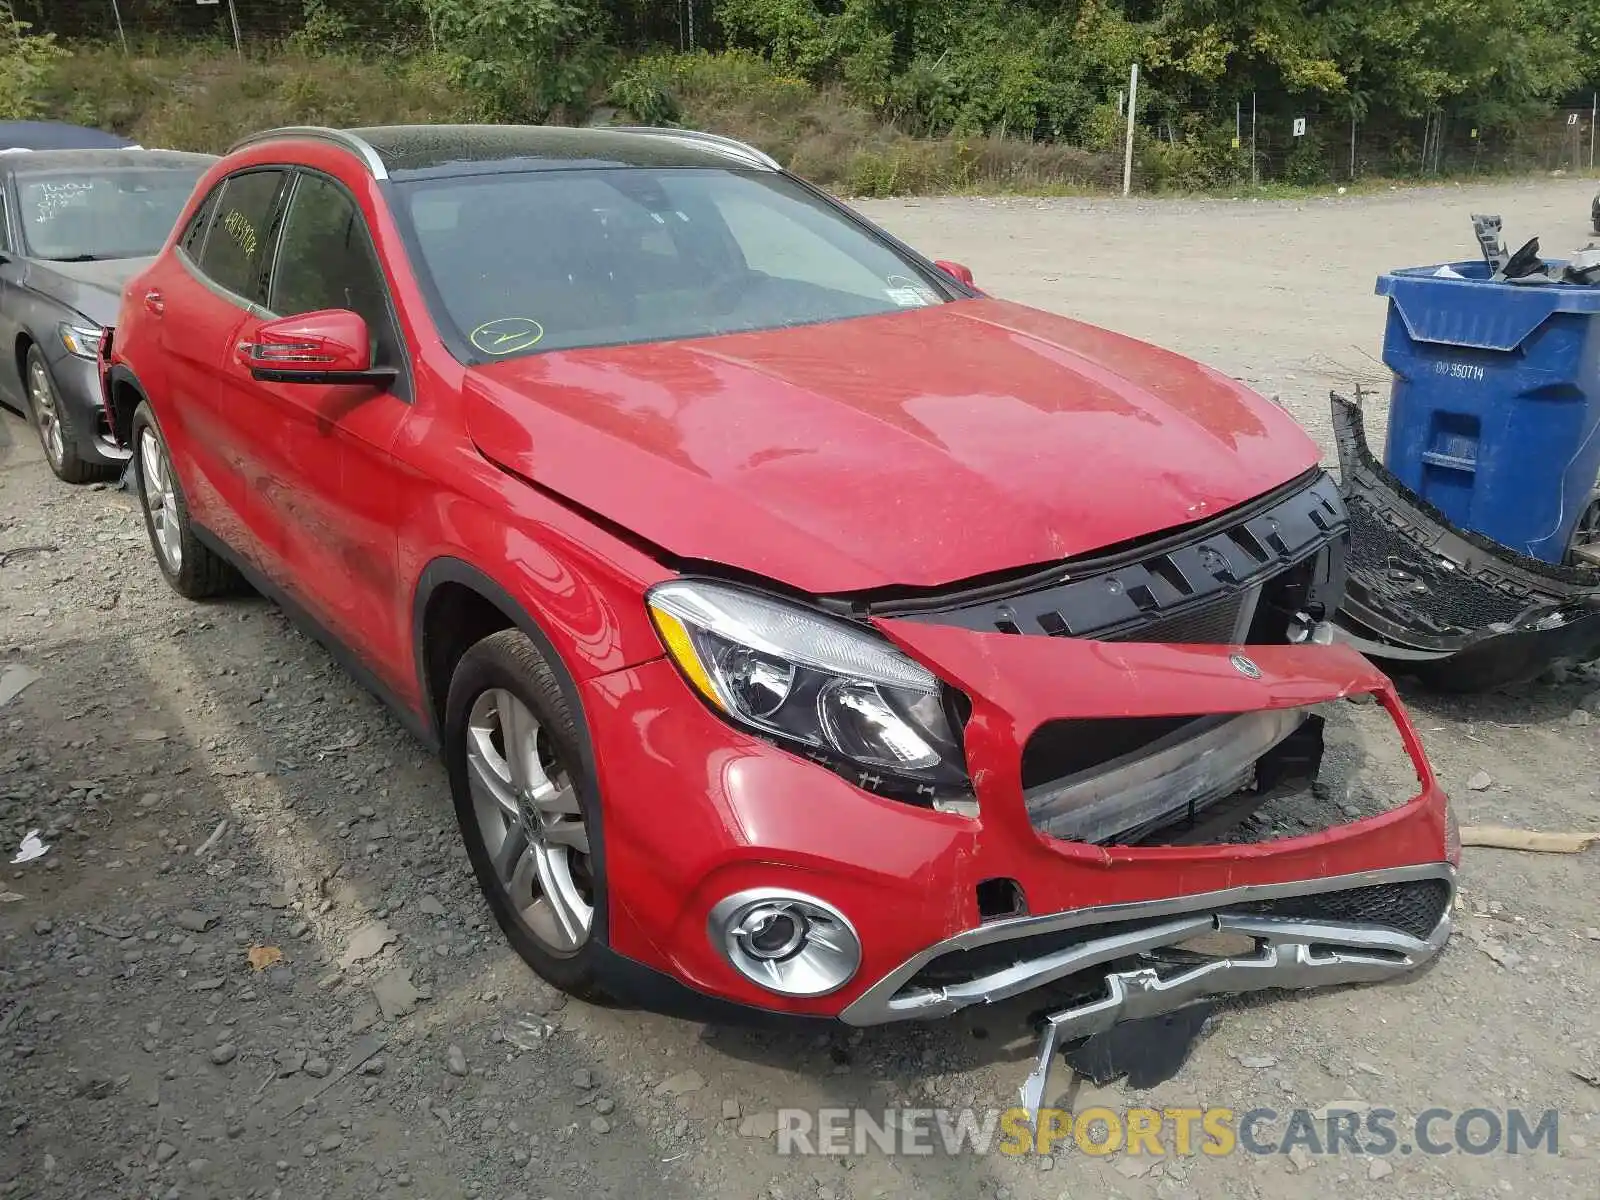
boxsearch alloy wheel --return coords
[138,427,183,573]
[465,687,594,954]
[27,356,64,470]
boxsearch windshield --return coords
[16,166,206,261]
[394,167,952,359]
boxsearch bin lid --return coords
[1376,260,1600,351]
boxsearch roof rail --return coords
[609,126,780,171]
[227,126,388,179]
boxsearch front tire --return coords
[23,344,113,484]
[130,401,241,599]
[445,628,610,1000]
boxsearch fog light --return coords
[708,889,861,997]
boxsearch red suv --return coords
[100,124,1456,1108]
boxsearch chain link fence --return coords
[1114,93,1600,192]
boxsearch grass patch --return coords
[610,51,1120,197]
[37,41,467,154]
[36,43,1119,196]
[37,45,1566,199]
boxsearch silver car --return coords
[0,147,214,481]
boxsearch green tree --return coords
[0,0,68,121]
[422,0,606,121]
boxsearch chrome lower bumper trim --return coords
[1017,911,1449,1119]
[839,861,1455,1025]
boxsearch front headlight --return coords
[58,323,102,360]
[647,579,970,803]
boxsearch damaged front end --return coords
[856,625,1456,1121]
[834,469,1456,1117]
[1330,389,1600,691]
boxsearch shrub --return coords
[421,0,603,122]
[0,3,69,121]
[285,0,356,56]
[607,56,681,125]
[1282,129,1330,186]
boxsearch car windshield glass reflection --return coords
[17,167,206,261]
[396,167,951,359]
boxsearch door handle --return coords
[143,290,164,316]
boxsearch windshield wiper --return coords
[42,253,104,262]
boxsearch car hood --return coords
[23,255,150,326]
[464,298,1321,595]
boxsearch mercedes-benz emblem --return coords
[1230,653,1262,680]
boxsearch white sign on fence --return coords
[1293,118,1307,137]
[1570,113,1581,126]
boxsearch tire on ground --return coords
[443,626,613,1002]
[24,344,115,485]
[129,400,242,599]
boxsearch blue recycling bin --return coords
[1376,259,1600,563]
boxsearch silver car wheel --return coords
[138,427,183,573]
[27,356,65,470]
[465,687,593,954]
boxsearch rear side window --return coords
[178,186,220,259]
[196,169,286,303]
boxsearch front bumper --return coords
[47,343,129,465]
[840,863,1452,1025]
[582,623,1455,1031]
[1329,389,1600,691]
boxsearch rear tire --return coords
[130,401,241,599]
[445,627,611,1001]
[22,344,113,485]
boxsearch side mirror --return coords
[235,309,396,387]
[934,259,975,287]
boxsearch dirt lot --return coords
[4,177,1600,1200]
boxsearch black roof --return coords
[230,123,778,181]
[3,148,216,176]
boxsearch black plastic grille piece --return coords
[899,879,1449,993]
[1107,595,1245,644]
[884,470,1348,644]
[1344,497,1527,634]
[1328,390,1600,651]
[1227,878,1451,942]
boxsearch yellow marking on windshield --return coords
[470,317,545,356]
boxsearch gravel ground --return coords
[4,177,1600,1200]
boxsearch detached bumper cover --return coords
[1330,389,1600,690]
